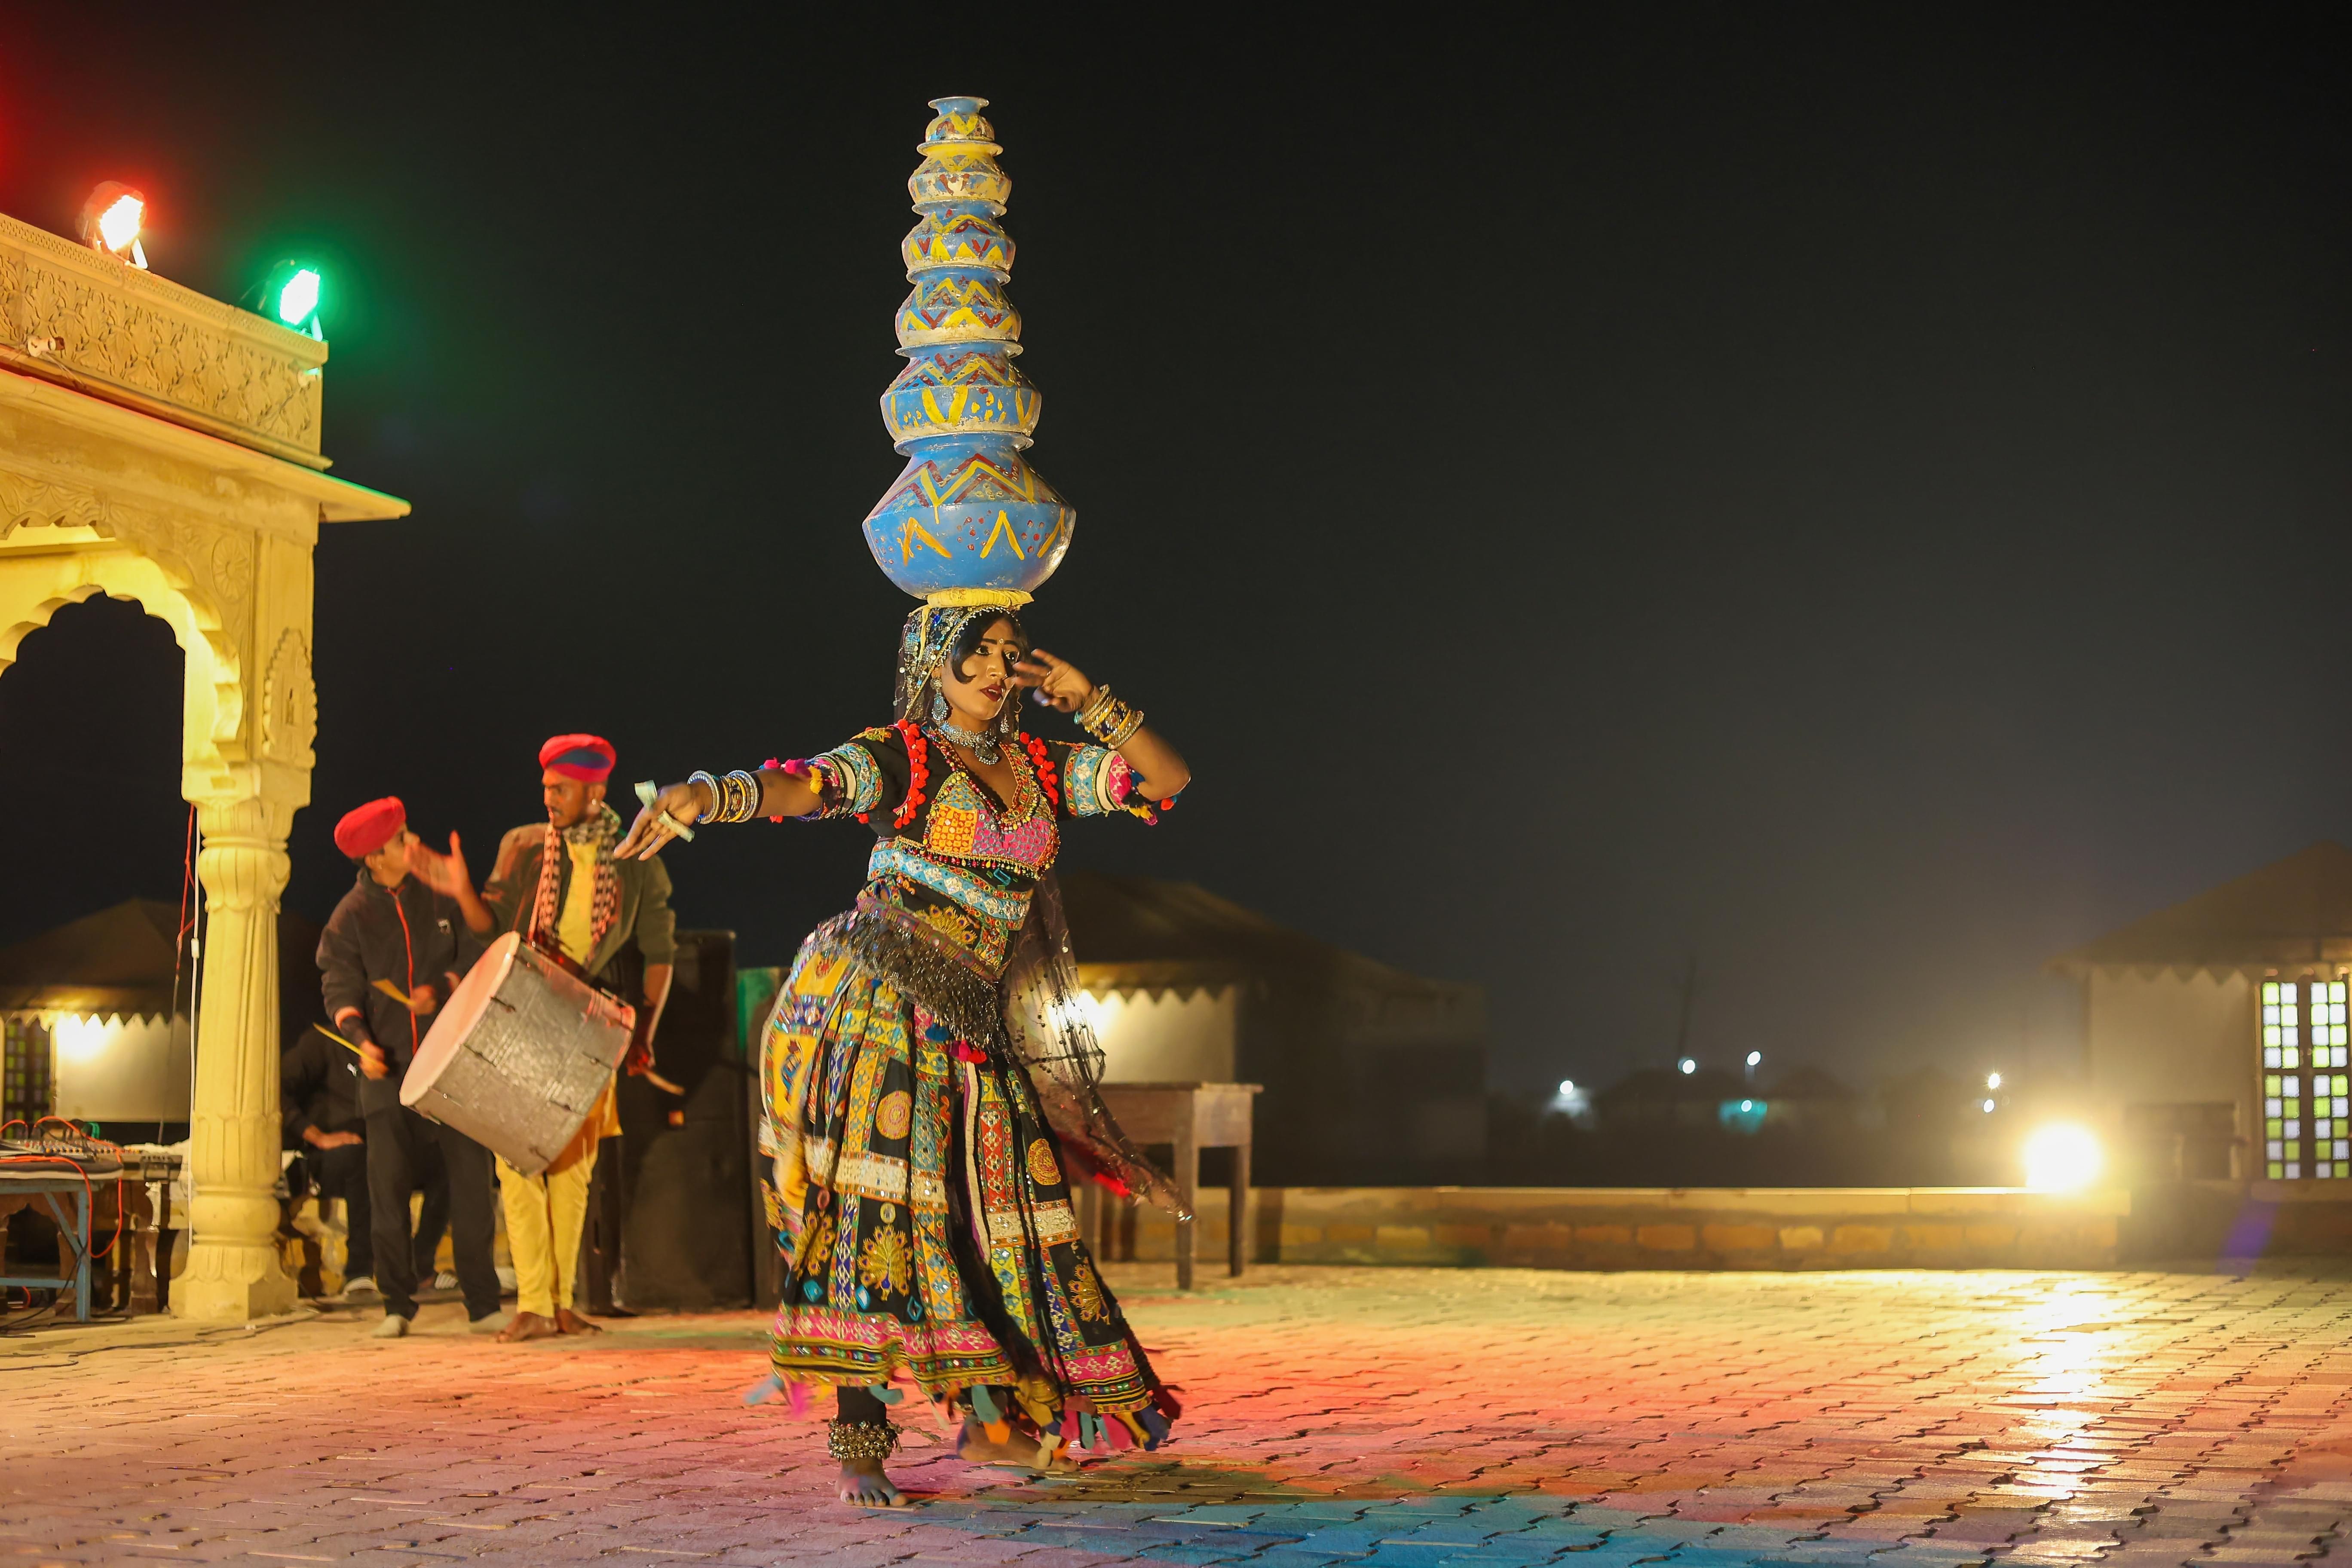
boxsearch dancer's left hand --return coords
[1014,649,1094,713]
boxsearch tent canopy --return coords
[0,898,322,1020]
[0,898,185,1017]
[1062,871,1476,1003]
[2048,841,2352,978]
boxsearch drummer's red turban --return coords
[539,733,616,784]
[333,797,406,859]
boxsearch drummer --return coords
[418,734,676,1342]
[317,797,507,1340]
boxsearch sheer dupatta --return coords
[999,873,1186,1218]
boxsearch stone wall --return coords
[1102,1185,2133,1271]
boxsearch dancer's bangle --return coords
[693,769,764,824]
[724,769,763,822]
[1076,684,1144,747]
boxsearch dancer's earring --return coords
[929,686,950,726]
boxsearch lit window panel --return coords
[2263,981,2283,1068]
[2255,980,2343,1180]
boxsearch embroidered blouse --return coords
[791,724,1141,979]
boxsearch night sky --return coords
[2,9,2349,1096]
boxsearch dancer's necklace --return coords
[926,717,1002,765]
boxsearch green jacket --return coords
[481,823,677,992]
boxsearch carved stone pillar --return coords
[172,794,299,1320]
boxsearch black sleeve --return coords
[443,890,486,984]
[281,1033,325,1140]
[317,900,374,1043]
[798,725,909,826]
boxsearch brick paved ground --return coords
[3,1263,2349,1566]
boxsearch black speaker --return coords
[605,929,751,1311]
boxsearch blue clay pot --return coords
[865,96,1072,602]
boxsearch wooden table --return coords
[1087,1082,1261,1290]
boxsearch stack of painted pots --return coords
[862,96,1074,606]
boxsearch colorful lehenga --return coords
[756,717,1181,1450]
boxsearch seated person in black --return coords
[280,1027,454,1299]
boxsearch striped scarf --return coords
[530,802,622,962]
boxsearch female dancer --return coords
[619,603,1189,1507]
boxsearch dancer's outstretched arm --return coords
[617,767,817,859]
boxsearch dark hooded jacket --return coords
[315,871,483,1082]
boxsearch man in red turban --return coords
[413,734,676,1341]
[316,797,505,1338]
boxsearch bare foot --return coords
[956,1416,1078,1472]
[498,1310,559,1343]
[555,1307,603,1335]
[1032,1441,1083,1474]
[836,1458,906,1507]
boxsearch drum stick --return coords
[312,1023,367,1057]
[372,977,414,1008]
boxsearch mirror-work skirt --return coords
[758,934,1170,1429]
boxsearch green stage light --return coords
[276,268,320,327]
[260,260,325,339]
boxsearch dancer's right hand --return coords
[616,780,707,860]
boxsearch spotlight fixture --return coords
[2022,1123,2102,1190]
[1677,1057,1697,1075]
[77,181,148,269]
[1746,1050,1762,1067]
[1986,1071,2003,1090]
[1557,1079,1574,1096]
[261,260,325,339]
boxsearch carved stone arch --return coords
[0,550,237,781]
[0,469,247,771]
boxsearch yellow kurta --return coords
[497,833,616,1317]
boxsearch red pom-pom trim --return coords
[1020,734,1060,810]
[760,757,789,822]
[894,719,929,830]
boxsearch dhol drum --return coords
[401,932,636,1175]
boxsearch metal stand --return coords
[0,1173,107,1321]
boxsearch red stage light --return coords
[77,181,148,269]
